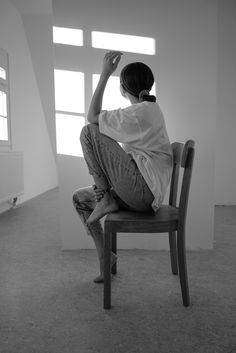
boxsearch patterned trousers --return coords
[72,124,154,237]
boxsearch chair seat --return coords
[105,205,179,233]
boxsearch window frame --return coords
[0,48,11,147]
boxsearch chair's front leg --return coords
[111,232,117,275]
[104,227,111,309]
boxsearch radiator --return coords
[0,152,24,204]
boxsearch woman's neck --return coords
[127,93,139,104]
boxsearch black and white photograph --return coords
[0,0,235,352]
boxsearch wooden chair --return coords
[103,140,195,309]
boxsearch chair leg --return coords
[104,228,111,309]
[177,229,190,307]
[168,231,178,275]
[111,232,117,275]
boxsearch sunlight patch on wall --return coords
[92,31,155,55]
[56,113,84,157]
[53,26,83,46]
[93,75,130,110]
[93,75,156,110]
[54,69,85,114]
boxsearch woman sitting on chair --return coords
[73,51,173,283]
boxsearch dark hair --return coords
[120,62,156,102]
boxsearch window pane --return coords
[0,67,6,80]
[0,116,8,140]
[54,70,84,114]
[55,113,85,157]
[92,31,155,55]
[53,26,83,46]
[93,75,156,110]
[0,91,7,117]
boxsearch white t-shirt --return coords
[98,101,173,211]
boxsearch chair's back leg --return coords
[168,231,178,275]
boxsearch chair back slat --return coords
[179,140,195,227]
[169,142,184,206]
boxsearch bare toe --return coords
[87,200,119,224]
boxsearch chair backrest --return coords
[169,142,184,206]
[169,141,195,218]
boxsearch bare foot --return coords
[93,253,117,283]
[87,192,119,225]
[93,274,104,283]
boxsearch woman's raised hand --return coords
[102,51,123,77]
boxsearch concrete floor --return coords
[0,188,235,353]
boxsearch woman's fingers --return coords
[105,51,123,64]
[102,51,123,76]
[95,190,104,197]
[94,188,105,201]
[113,54,121,68]
[95,194,103,202]
[106,50,123,58]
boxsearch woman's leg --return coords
[72,187,117,283]
[72,186,103,253]
[79,123,154,281]
[80,124,154,218]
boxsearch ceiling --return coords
[9,0,52,14]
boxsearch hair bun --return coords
[139,89,150,101]
[146,95,156,102]
[139,89,156,102]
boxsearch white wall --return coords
[215,0,236,205]
[0,0,58,211]
[22,13,57,158]
[53,0,217,250]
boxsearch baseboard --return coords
[215,204,236,207]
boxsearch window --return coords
[0,48,11,146]
[0,67,6,80]
[92,31,155,55]
[55,113,85,157]
[53,27,156,157]
[54,69,85,157]
[0,91,8,140]
[54,69,85,114]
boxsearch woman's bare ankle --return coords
[103,191,117,205]
[93,253,117,283]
